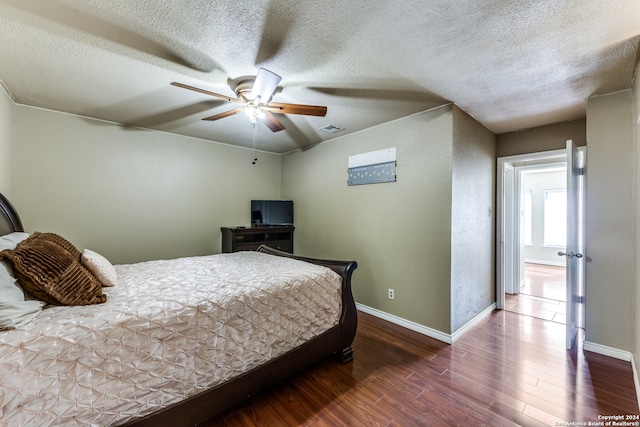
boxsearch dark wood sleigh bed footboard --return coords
[123,245,358,427]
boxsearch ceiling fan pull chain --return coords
[252,122,258,165]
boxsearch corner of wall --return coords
[633,56,640,407]
[450,106,497,331]
[0,82,15,199]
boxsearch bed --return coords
[0,192,358,426]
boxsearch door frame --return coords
[496,148,581,309]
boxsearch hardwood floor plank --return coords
[221,399,286,427]
[432,333,625,419]
[405,372,522,426]
[367,377,469,426]
[488,399,551,427]
[411,352,593,424]
[270,380,336,426]
[506,264,567,324]
[200,310,639,426]
[523,403,567,426]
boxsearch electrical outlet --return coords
[388,289,395,300]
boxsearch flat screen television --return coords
[251,200,294,226]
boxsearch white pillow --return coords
[81,249,118,287]
[0,259,44,330]
[0,232,30,279]
[0,232,30,252]
[0,232,42,329]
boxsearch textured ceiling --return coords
[0,0,639,153]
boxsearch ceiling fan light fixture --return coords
[245,104,265,124]
[251,68,282,103]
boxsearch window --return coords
[544,189,566,247]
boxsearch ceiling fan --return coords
[171,68,327,132]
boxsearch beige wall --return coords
[496,119,586,157]
[451,107,495,331]
[13,106,282,264]
[585,90,635,351]
[282,105,495,335]
[0,86,13,197]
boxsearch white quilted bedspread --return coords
[0,251,342,426]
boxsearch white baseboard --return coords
[583,341,632,362]
[451,303,497,343]
[356,303,452,343]
[585,342,639,409]
[356,303,496,345]
[524,259,566,267]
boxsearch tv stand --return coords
[221,226,294,253]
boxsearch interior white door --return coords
[560,139,584,350]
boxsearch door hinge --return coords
[578,167,585,175]
[578,296,585,304]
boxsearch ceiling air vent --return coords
[319,124,345,134]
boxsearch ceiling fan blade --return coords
[202,108,244,121]
[171,82,244,105]
[261,111,286,132]
[250,68,282,103]
[265,102,327,117]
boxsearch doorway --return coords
[496,145,586,345]
[505,164,568,324]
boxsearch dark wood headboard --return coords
[0,192,24,235]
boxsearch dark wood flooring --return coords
[201,310,639,427]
